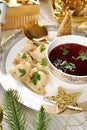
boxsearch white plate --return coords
[0,29,87,114]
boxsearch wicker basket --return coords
[3,3,40,30]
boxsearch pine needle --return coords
[34,106,51,130]
[3,89,27,130]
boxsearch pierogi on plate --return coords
[9,40,49,95]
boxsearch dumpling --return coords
[24,68,47,94]
[13,52,33,66]
[9,62,32,82]
[23,40,37,52]
[9,38,49,95]
[30,44,47,62]
[35,58,49,74]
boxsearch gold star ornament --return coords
[44,87,81,114]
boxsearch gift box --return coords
[3,1,40,30]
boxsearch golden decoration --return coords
[51,0,87,23]
[0,106,3,130]
[51,0,85,16]
[0,106,3,124]
[44,87,81,114]
[57,10,72,36]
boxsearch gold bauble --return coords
[0,106,3,123]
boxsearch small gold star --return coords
[44,87,81,114]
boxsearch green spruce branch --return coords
[34,106,51,130]
[3,89,27,130]
[3,89,51,130]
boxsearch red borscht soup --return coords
[49,43,87,76]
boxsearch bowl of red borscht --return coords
[46,35,87,84]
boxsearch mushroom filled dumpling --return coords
[35,58,49,74]
[23,39,37,52]
[13,52,33,66]
[9,37,50,95]
[30,44,47,62]
[24,67,47,95]
[9,62,32,82]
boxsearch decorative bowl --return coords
[46,35,87,84]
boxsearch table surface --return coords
[0,0,87,129]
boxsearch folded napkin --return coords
[38,0,58,26]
